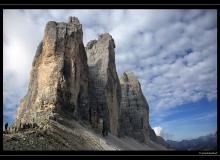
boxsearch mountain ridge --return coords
[166,132,217,151]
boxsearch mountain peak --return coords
[68,16,80,24]
[4,16,168,150]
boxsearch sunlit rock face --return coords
[16,17,89,126]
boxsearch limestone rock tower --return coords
[16,17,89,126]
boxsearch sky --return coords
[3,9,217,141]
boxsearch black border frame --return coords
[1,4,219,157]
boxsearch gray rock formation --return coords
[7,16,168,150]
[119,72,150,143]
[119,72,168,146]
[15,16,89,127]
[86,33,121,136]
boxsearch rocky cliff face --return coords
[119,72,150,143]
[6,16,168,150]
[16,17,89,127]
[86,33,121,136]
[119,72,168,146]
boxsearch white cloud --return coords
[153,126,162,136]
[193,111,217,121]
[153,126,175,140]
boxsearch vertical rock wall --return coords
[119,72,150,143]
[86,33,121,136]
[16,17,89,126]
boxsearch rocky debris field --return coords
[3,117,168,151]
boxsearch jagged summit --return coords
[68,16,80,24]
[46,17,80,26]
[98,33,114,42]
[86,33,115,51]
[4,16,168,150]
[98,33,116,48]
